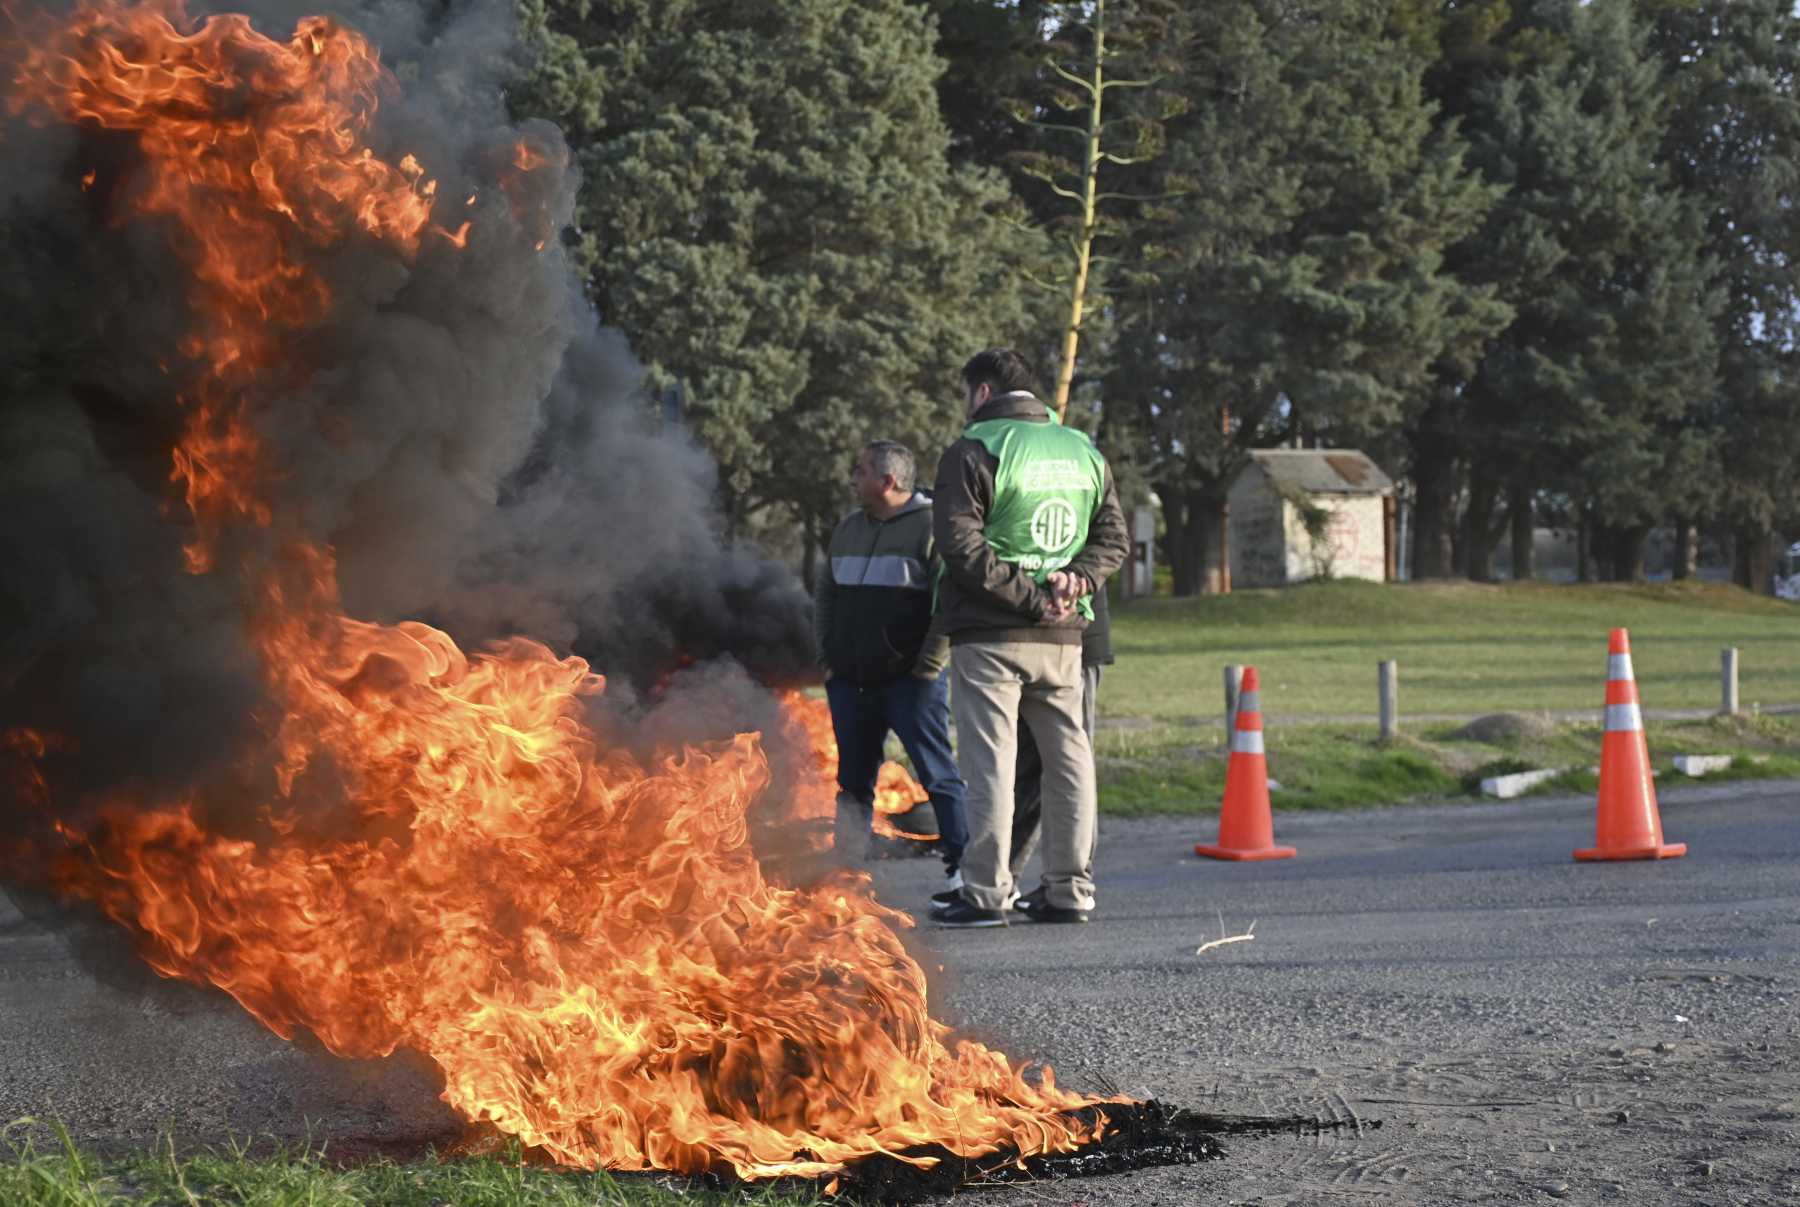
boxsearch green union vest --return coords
[963,414,1107,620]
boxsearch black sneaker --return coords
[1013,887,1089,924]
[930,896,1008,928]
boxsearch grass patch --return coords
[1105,579,1800,720]
[1459,755,1540,793]
[1096,713,1800,815]
[0,1120,825,1207]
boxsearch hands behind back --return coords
[1043,570,1088,623]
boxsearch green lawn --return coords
[1092,580,1800,814]
[0,1124,824,1207]
[1097,712,1800,815]
[1103,579,1799,721]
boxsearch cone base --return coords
[1195,842,1296,862]
[1574,842,1687,862]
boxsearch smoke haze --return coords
[0,0,814,845]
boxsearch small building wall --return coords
[1283,495,1387,584]
[1230,471,1390,588]
[1228,471,1288,588]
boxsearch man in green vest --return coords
[928,348,1128,927]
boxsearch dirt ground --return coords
[3,779,1797,1205]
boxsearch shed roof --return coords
[1247,449,1393,495]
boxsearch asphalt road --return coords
[3,779,1797,1204]
[892,777,1800,1206]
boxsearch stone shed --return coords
[1228,449,1396,588]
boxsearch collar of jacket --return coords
[969,391,1049,424]
[865,491,932,522]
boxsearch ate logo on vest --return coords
[1029,498,1081,554]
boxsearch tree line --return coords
[512,0,1800,595]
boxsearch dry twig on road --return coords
[1195,911,1256,956]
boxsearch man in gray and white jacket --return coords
[815,440,968,886]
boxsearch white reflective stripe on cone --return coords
[1236,691,1261,714]
[1604,703,1643,732]
[1232,729,1265,755]
[1608,653,1634,681]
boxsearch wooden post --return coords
[1721,647,1739,716]
[1219,501,1232,595]
[1219,402,1232,595]
[1224,664,1243,747]
[1383,495,1398,582]
[1378,660,1398,743]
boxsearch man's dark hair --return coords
[961,348,1037,396]
[863,439,916,493]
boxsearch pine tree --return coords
[1649,0,1800,591]
[1451,0,1720,581]
[915,0,1059,169]
[1111,0,1505,594]
[513,0,1050,573]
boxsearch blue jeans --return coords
[825,674,968,864]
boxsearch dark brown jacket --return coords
[931,392,1129,645]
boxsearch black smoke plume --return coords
[0,0,815,853]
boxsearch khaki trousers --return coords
[1010,663,1101,875]
[951,641,1096,911]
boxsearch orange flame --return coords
[8,0,455,569]
[779,692,936,841]
[4,727,71,812]
[6,0,1114,1178]
[52,601,1102,1175]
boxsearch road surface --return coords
[3,779,1796,1204]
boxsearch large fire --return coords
[2,0,1111,1180]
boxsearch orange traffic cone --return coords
[1575,629,1686,862]
[1196,667,1296,861]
